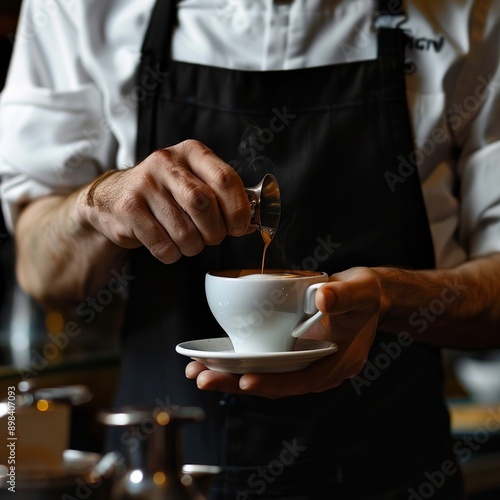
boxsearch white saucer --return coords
[175,337,338,374]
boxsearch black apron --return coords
[112,1,465,498]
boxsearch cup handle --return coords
[291,283,326,338]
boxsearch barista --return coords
[2,0,500,498]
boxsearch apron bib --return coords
[111,1,464,498]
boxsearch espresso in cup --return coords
[205,270,328,353]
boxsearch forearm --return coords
[14,141,252,308]
[15,189,128,308]
[376,253,500,349]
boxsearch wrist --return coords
[369,265,438,332]
[72,169,121,235]
[370,267,397,326]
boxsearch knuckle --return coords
[180,140,239,190]
[149,147,178,167]
[116,191,144,216]
[129,162,162,193]
[183,183,216,213]
[178,139,215,164]
[146,148,188,180]
[180,138,205,152]
[211,165,240,190]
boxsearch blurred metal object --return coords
[99,406,205,499]
[0,449,114,499]
[32,385,93,406]
[454,353,500,403]
[245,173,281,241]
[0,382,93,410]
[0,383,94,482]
[0,378,120,499]
[180,464,222,500]
[16,381,93,407]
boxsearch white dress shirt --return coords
[1,0,499,269]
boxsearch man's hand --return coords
[15,139,251,305]
[186,268,382,398]
[78,140,251,264]
[184,253,500,397]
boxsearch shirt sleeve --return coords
[0,0,117,232]
[454,7,500,259]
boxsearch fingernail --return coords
[196,373,212,390]
[239,376,251,391]
[322,288,336,311]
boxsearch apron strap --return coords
[140,0,176,61]
[136,0,176,161]
[377,26,407,64]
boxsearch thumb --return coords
[315,267,381,315]
[315,281,354,315]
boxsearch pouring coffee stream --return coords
[180,173,332,360]
[239,174,327,342]
[244,174,281,272]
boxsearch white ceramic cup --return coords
[205,269,329,353]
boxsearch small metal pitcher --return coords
[245,173,281,240]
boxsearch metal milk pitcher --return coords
[245,173,281,241]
